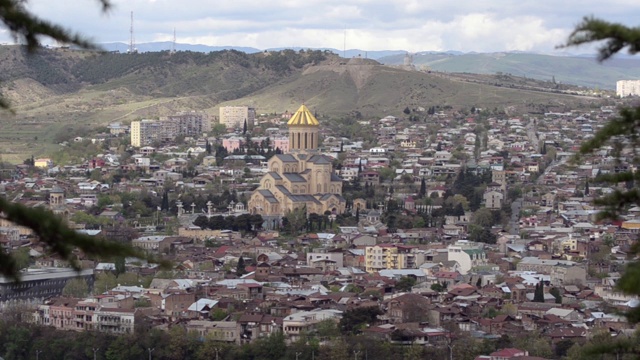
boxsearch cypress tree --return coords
[243,119,248,134]
[419,178,427,198]
[585,179,590,196]
[236,256,246,276]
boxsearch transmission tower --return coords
[170,27,176,54]
[129,11,136,54]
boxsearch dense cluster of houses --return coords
[1,104,638,358]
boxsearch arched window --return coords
[297,133,301,149]
[304,133,308,149]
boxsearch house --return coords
[34,158,53,168]
[475,348,531,360]
[238,313,282,343]
[484,190,504,210]
[186,320,241,343]
[385,293,431,323]
[282,309,342,342]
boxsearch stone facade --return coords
[249,105,346,224]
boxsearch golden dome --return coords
[287,104,319,126]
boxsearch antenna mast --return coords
[171,27,176,54]
[343,28,346,58]
[129,11,135,54]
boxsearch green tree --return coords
[472,208,495,227]
[0,1,171,280]
[563,16,640,324]
[236,256,246,276]
[114,257,126,276]
[549,287,562,304]
[94,272,117,294]
[419,177,426,198]
[62,277,89,298]
[339,306,383,335]
[533,282,544,302]
[395,276,417,292]
[0,197,168,280]
[11,247,30,270]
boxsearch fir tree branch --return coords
[561,16,640,61]
[0,197,170,281]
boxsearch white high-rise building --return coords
[219,106,255,129]
[617,80,640,97]
[130,112,210,147]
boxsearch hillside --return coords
[377,52,640,89]
[217,57,604,117]
[0,46,610,162]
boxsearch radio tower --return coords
[170,27,176,54]
[129,11,136,54]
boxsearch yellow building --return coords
[364,244,419,273]
[34,158,53,168]
[248,105,346,227]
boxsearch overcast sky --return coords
[3,0,639,54]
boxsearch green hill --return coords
[0,47,609,163]
[378,52,640,89]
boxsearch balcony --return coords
[99,320,122,326]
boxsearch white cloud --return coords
[2,0,638,53]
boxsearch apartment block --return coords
[130,112,210,147]
[0,268,94,308]
[617,80,640,97]
[219,106,255,129]
[365,244,420,273]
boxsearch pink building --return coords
[222,137,243,152]
[272,137,289,153]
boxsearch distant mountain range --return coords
[0,46,594,161]
[99,42,640,89]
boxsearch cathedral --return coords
[248,105,346,225]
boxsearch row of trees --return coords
[193,214,264,234]
[3,313,625,360]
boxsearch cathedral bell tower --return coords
[287,104,320,152]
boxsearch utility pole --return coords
[148,347,154,360]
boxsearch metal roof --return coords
[287,104,319,126]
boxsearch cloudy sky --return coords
[3,0,639,53]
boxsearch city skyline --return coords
[2,0,638,54]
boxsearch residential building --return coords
[282,309,342,342]
[186,320,241,343]
[219,106,256,129]
[94,308,136,334]
[447,240,487,275]
[617,80,640,97]
[484,190,504,209]
[365,244,420,273]
[34,158,53,168]
[0,268,94,308]
[131,119,163,147]
[131,112,209,147]
[306,248,344,270]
